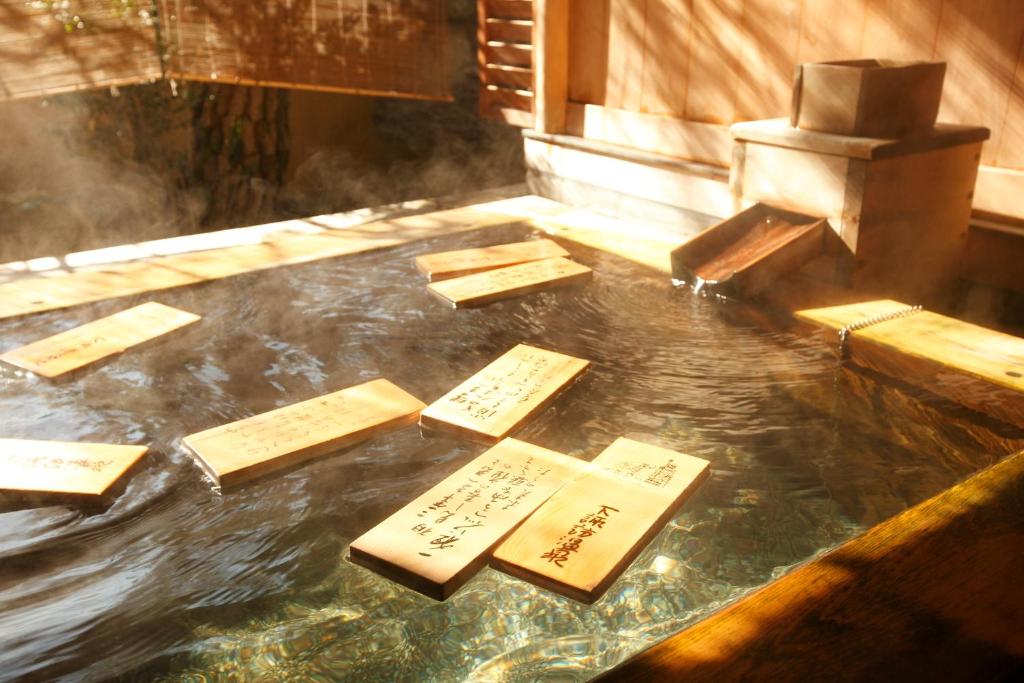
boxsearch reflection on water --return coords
[1,222,1022,682]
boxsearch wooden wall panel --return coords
[796,0,868,64]
[639,0,691,116]
[934,0,1024,166]
[684,0,745,124]
[859,0,943,61]
[604,0,648,111]
[996,42,1024,171]
[567,0,608,104]
[734,0,802,121]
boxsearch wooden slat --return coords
[426,256,591,308]
[485,18,533,44]
[419,344,589,443]
[1,439,148,498]
[482,64,534,90]
[601,448,1024,682]
[491,438,710,603]
[415,238,569,281]
[859,0,943,61]
[795,0,868,64]
[348,438,583,600]
[0,302,200,378]
[183,379,425,488]
[481,85,534,114]
[486,0,533,20]
[484,41,534,68]
[797,300,1024,426]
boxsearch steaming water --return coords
[1,222,1021,682]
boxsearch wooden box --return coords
[670,203,827,296]
[791,60,946,139]
[730,119,990,305]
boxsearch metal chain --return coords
[838,305,922,359]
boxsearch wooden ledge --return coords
[600,449,1024,682]
[730,118,990,160]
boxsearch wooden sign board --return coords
[415,238,570,281]
[0,302,201,378]
[348,438,583,600]
[491,438,710,603]
[419,344,589,443]
[797,299,1024,427]
[0,439,149,499]
[426,257,592,308]
[183,379,426,488]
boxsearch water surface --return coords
[1,222,1021,682]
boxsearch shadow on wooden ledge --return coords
[599,449,1024,682]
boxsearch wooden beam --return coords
[600,448,1024,682]
[533,0,570,133]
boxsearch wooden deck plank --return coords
[348,438,583,600]
[183,379,425,488]
[491,437,710,603]
[419,344,589,443]
[0,302,200,378]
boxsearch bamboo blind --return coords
[0,1,162,100]
[0,1,450,101]
[159,0,451,100]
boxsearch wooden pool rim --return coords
[598,448,1024,682]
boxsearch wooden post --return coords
[533,0,569,133]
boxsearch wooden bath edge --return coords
[598,448,1024,682]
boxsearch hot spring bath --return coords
[1,205,1021,681]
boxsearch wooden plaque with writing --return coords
[0,438,149,499]
[419,344,589,443]
[348,438,583,600]
[183,379,426,488]
[491,438,710,603]
[426,257,592,308]
[415,238,570,281]
[0,302,201,378]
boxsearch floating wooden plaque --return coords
[415,238,570,281]
[183,379,426,488]
[0,302,201,378]
[0,438,148,499]
[348,438,583,600]
[419,344,589,443]
[797,299,1024,427]
[426,257,592,308]
[491,438,710,603]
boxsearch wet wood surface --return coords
[183,379,425,488]
[798,299,1024,426]
[0,200,557,321]
[420,344,589,443]
[599,448,1024,682]
[0,302,200,378]
[491,438,710,603]
[348,438,583,600]
[414,238,569,281]
[426,256,592,308]
[0,438,148,498]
